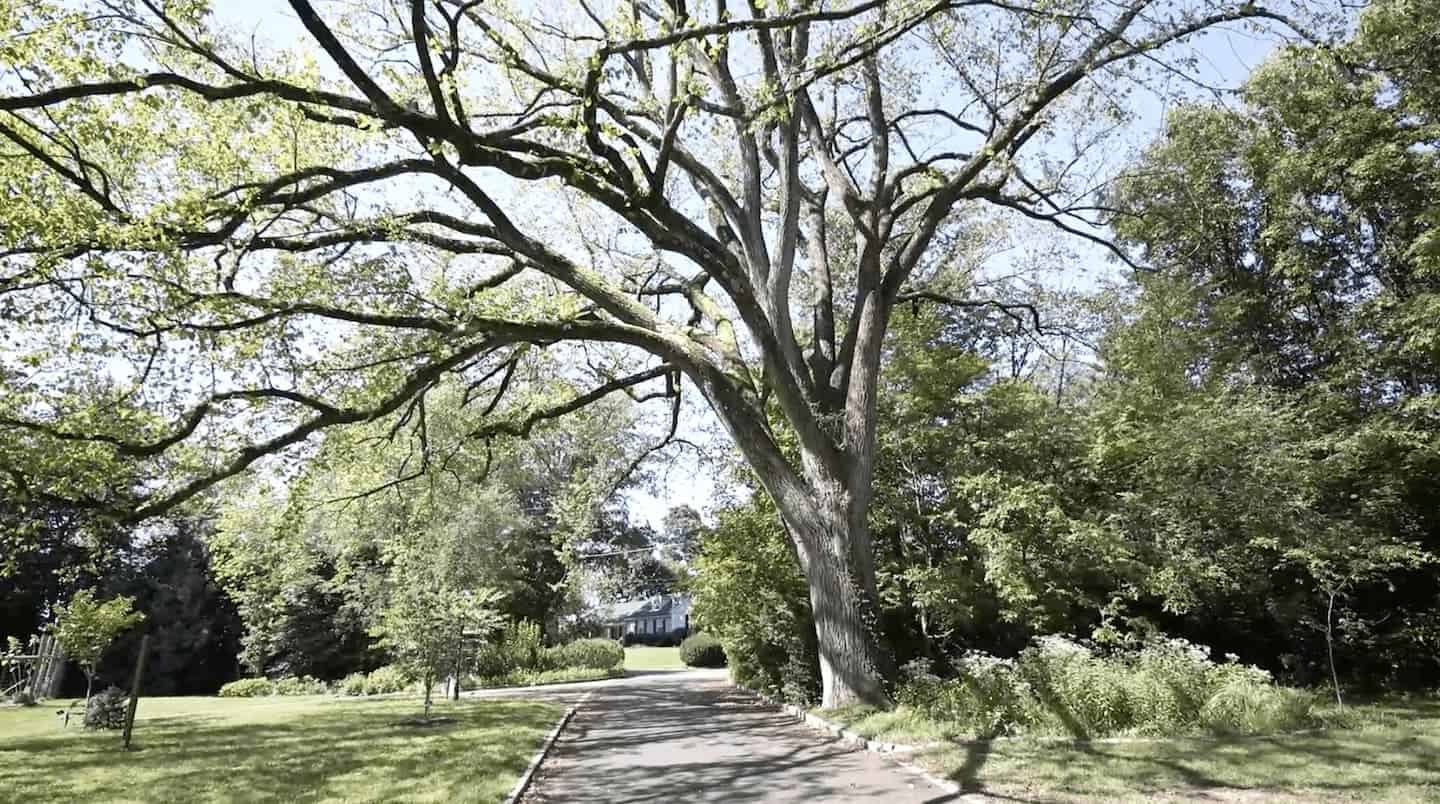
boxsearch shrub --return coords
[338,672,368,696]
[899,652,1037,737]
[503,621,547,671]
[547,638,624,671]
[362,665,414,695]
[468,666,624,689]
[1018,637,1135,737]
[473,642,514,678]
[896,635,1319,739]
[218,677,274,697]
[1201,678,1317,734]
[680,632,727,668]
[690,496,818,703]
[619,631,680,647]
[84,686,129,729]
[273,675,328,696]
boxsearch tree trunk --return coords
[1325,588,1344,707]
[780,469,893,709]
[690,342,893,709]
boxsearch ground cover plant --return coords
[219,675,330,698]
[819,655,1439,801]
[887,637,1319,740]
[467,666,623,689]
[0,694,561,803]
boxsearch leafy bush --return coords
[472,642,514,678]
[468,666,623,689]
[690,499,818,703]
[624,633,679,651]
[338,672,368,696]
[1201,677,1318,735]
[897,636,1318,738]
[898,652,1037,737]
[84,687,129,729]
[218,677,274,697]
[546,638,624,671]
[503,621,547,671]
[680,633,727,668]
[1018,637,1134,737]
[361,665,414,695]
[273,675,327,696]
[472,621,555,678]
[620,631,681,647]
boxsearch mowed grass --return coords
[820,697,1440,802]
[0,694,562,804]
[623,645,686,670]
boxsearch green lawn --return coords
[0,694,561,803]
[623,645,686,670]
[822,697,1440,802]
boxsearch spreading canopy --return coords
[1,0,1334,706]
[0,0,1326,515]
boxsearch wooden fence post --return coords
[122,635,150,750]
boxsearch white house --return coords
[601,593,692,639]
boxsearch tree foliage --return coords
[50,587,143,699]
[0,0,1334,706]
[695,0,1440,702]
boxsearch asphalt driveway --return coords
[517,669,955,803]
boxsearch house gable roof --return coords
[603,593,689,621]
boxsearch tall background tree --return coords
[693,0,1439,704]
[0,0,1336,705]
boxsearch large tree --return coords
[0,0,1328,705]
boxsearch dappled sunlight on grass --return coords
[0,695,561,803]
[901,696,1440,801]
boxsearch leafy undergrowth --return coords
[0,695,561,803]
[819,696,1440,802]
[469,666,623,689]
[889,637,1324,740]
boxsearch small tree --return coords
[50,589,144,702]
[375,572,504,719]
[1290,533,1435,707]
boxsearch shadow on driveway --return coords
[522,671,948,803]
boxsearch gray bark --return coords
[785,472,892,708]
